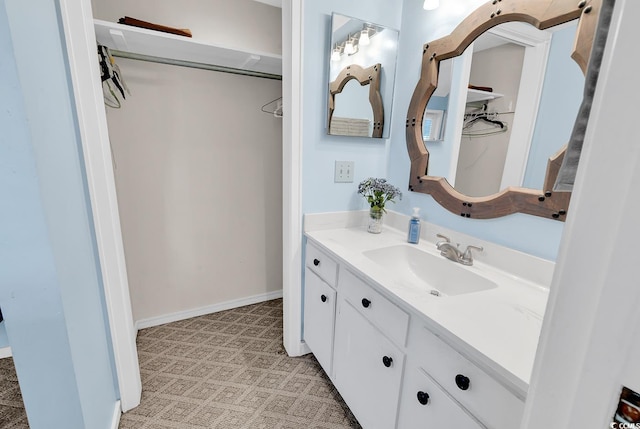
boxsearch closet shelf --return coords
[94,19,282,76]
[466,88,503,104]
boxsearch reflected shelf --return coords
[466,88,504,104]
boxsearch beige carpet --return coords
[0,357,28,429]
[0,299,359,429]
[120,298,361,429]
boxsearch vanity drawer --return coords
[398,366,484,429]
[305,242,338,287]
[340,266,409,347]
[412,326,524,429]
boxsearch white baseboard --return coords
[135,290,284,331]
[110,400,121,429]
[0,347,12,359]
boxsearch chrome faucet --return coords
[435,234,483,266]
[459,245,483,266]
[436,234,463,262]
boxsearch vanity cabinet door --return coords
[303,268,337,375]
[334,299,405,429]
[398,366,484,429]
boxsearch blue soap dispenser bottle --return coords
[408,207,421,244]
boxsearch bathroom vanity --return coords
[303,211,553,429]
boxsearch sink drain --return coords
[429,290,441,297]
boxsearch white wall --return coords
[523,0,640,427]
[106,60,283,324]
[96,0,283,324]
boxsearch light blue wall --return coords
[302,0,403,214]
[427,95,449,111]
[0,324,8,348]
[523,23,583,189]
[386,0,565,261]
[0,1,118,427]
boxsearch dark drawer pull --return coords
[455,374,470,391]
[320,294,327,303]
[361,298,371,308]
[417,391,430,405]
[313,258,320,266]
[382,356,393,368]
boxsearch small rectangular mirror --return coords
[327,13,399,139]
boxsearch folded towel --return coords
[554,0,615,191]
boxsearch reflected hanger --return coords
[261,97,283,118]
[464,114,505,129]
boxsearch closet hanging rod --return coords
[110,50,283,81]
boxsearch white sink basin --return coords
[363,244,498,296]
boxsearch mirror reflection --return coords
[328,13,399,139]
[423,59,452,142]
[330,79,374,137]
[433,22,583,198]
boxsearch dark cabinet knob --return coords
[455,374,470,391]
[361,298,371,308]
[417,391,430,405]
[320,294,327,303]
[382,356,393,367]
[313,258,320,266]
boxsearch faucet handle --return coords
[461,245,483,265]
[436,234,451,247]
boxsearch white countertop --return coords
[304,211,553,398]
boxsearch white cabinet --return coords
[410,325,525,429]
[339,268,409,347]
[303,268,336,374]
[305,241,338,288]
[333,299,405,429]
[398,365,484,429]
[303,242,339,375]
[302,239,525,429]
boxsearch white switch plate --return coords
[334,161,354,183]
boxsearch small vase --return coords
[368,207,384,234]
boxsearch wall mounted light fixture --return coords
[331,44,342,61]
[360,27,371,46]
[330,24,381,61]
[344,34,356,55]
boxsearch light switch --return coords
[334,161,354,183]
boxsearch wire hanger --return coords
[261,97,283,118]
[466,114,505,128]
[462,104,510,137]
[463,102,510,131]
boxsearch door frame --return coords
[57,0,141,412]
[58,0,309,413]
[281,0,309,357]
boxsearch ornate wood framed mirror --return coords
[405,0,603,221]
[329,64,384,138]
